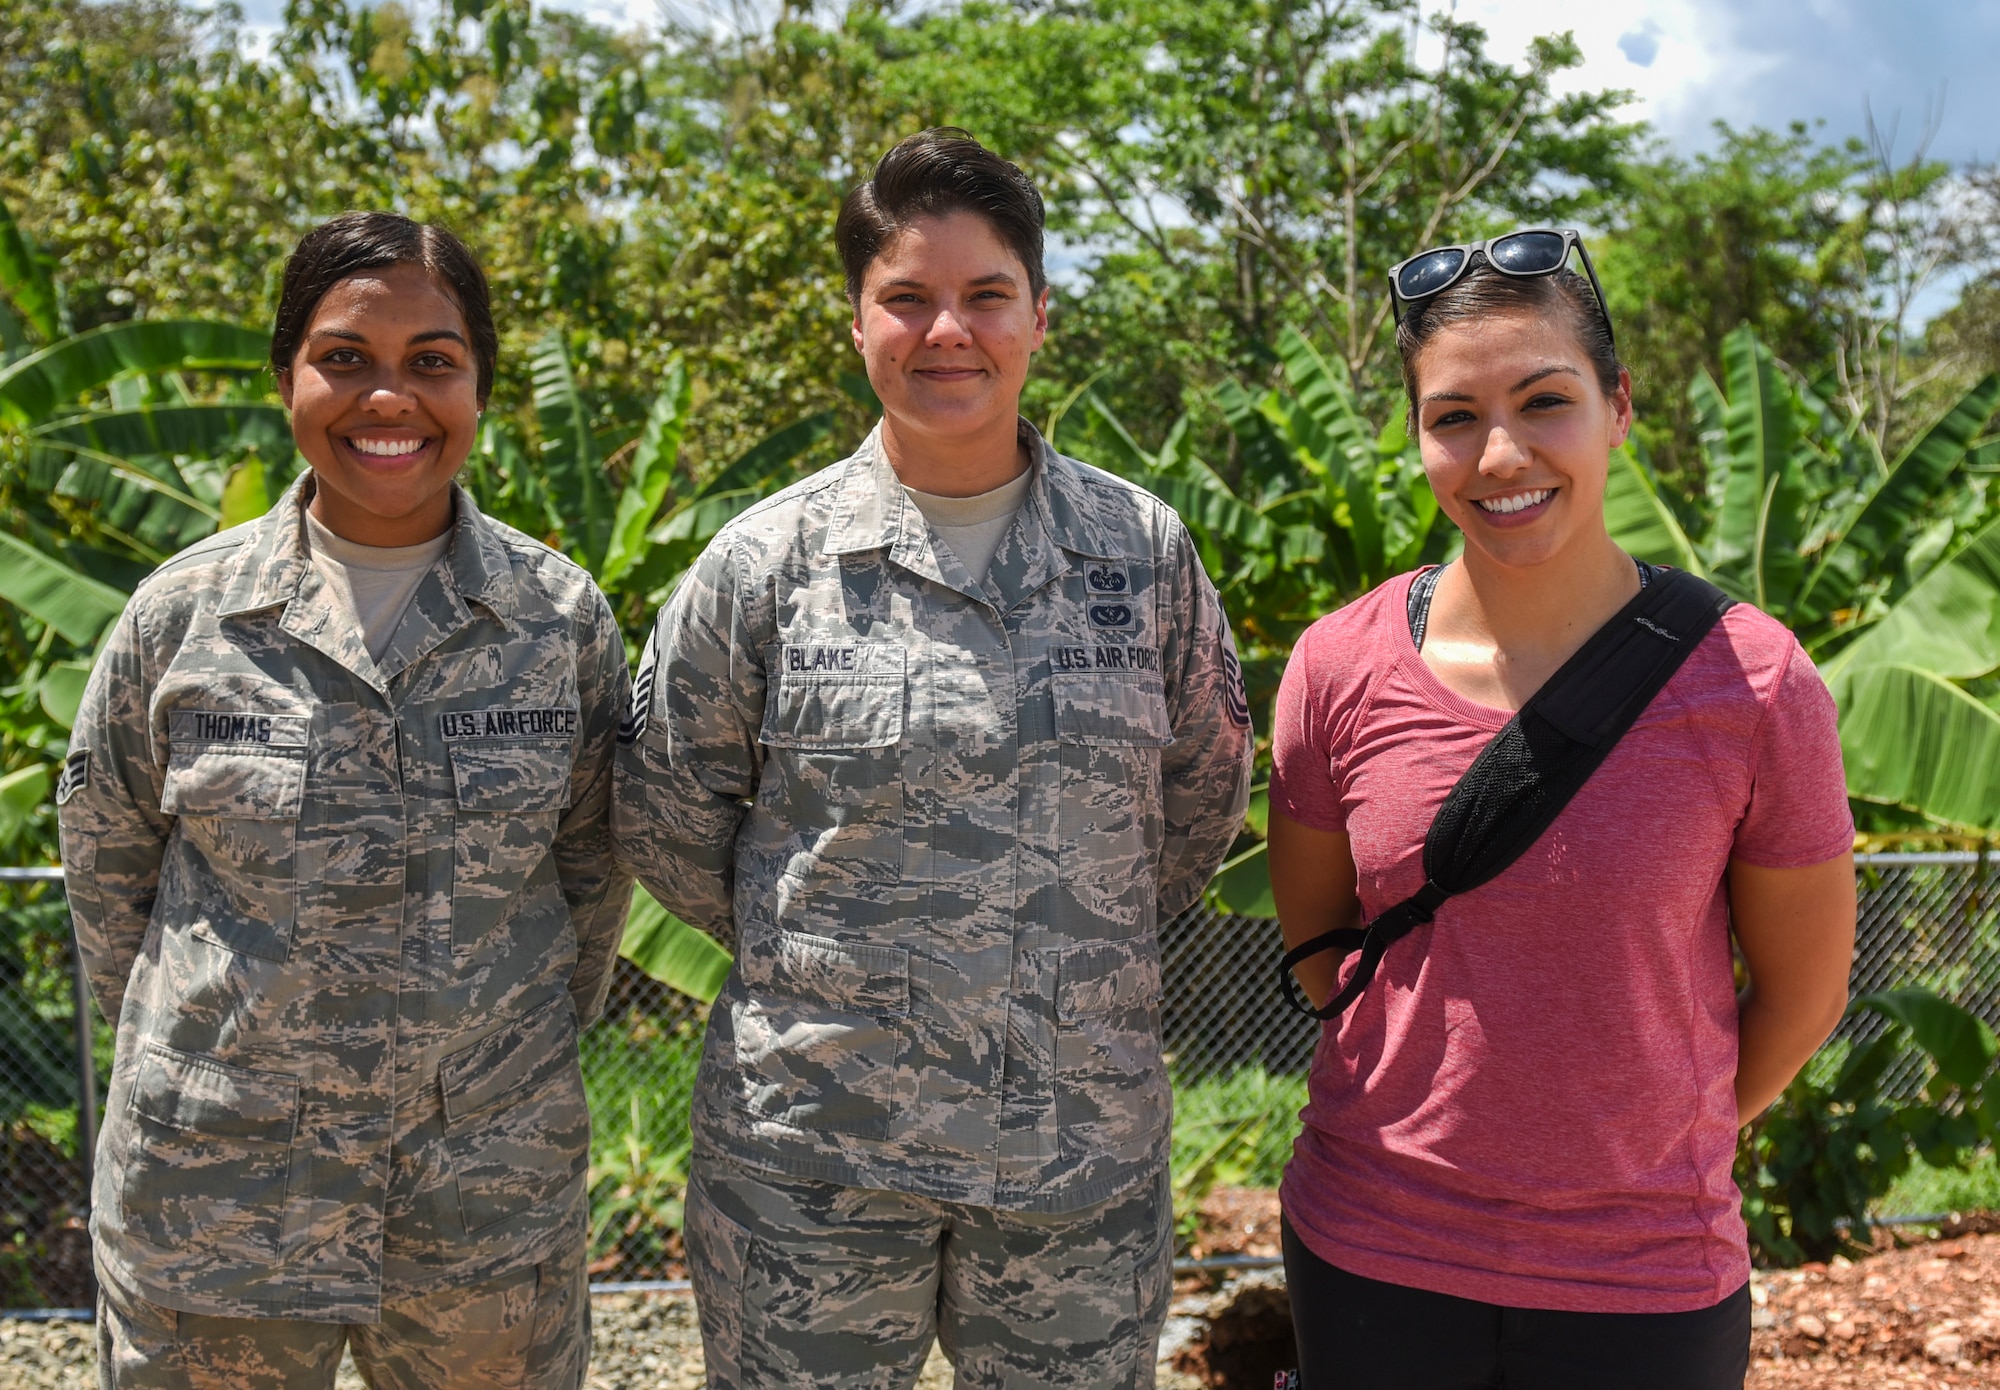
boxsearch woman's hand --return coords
[1730,853,1857,1127]
[1268,810,1363,1011]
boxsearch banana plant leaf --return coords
[33,401,292,460]
[37,660,90,728]
[1853,988,1999,1092]
[1084,396,1268,551]
[0,764,50,844]
[43,447,218,560]
[1274,328,1385,579]
[1823,514,2000,683]
[620,885,732,1003]
[601,360,692,590]
[1604,443,1703,571]
[1207,841,1276,917]
[0,200,58,343]
[699,411,834,502]
[220,460,275,529]
[1834,663,2000,832]
[0,321,270,427]
[647,487,769,549]
[1707,327,1808,610]
[529,333,612,569]
[1794,374,2000,626]
[1215,379,1308,507]
[0,530,129,643]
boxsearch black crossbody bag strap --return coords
[1278,569,1735,1022]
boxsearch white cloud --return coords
[1454,0,1999,165]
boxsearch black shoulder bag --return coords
[1278,568,1735,1021]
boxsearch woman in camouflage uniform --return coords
[59,213,631,1388]
[615,130,1253,1389]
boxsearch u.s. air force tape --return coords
[440,706,578,739]
[1054,644,1161,673]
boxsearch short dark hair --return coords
[1395,261,1623,418]
[271,212,498,405]
[835,129,1046,305]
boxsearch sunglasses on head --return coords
[1387,228,1615,349]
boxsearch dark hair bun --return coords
[271,212,498,405]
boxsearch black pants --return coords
[1282,1218,1750,1390]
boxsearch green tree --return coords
[1597,124,1869,489]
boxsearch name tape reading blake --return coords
[1055,644,1161,673]
[439,707,579,740]
[778,643,906,678]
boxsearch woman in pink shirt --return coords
[1267,230,1856,1389]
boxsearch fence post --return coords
[68,928,97,1211]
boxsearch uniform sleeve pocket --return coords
[1056,938,1164,1023]
[130,1044,299,1144]
[737,927,909,1015]
[438,997,590,1234]
[762,643,907,749]
[1052,672,1171,747]
[449,741,575,813]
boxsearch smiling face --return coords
[850,211,1048,490]
[1411,309,1633,572]
[278,262,481,547]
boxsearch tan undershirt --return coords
[903,469,1034,585]
[304,510,451,663]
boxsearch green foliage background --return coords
[7,0,2000,1279]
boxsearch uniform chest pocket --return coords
[449,740,574,954]
[758,644,907,884]
[160,721,309,963]
[761,643,907,748]
[1051,673,1171,934]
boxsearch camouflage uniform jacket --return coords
[57,475,632,1323]
[614,422,1252,1214]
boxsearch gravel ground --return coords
[0,1295,1200,1389]
[17,1220,1991,1389]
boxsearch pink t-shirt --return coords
[1270,572,1853,1314]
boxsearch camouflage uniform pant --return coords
[686,1156,1173,1390]
[94,1235,588,1389]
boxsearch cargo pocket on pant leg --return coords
[1130,1170,1174,1390]
[684,1177,750,1390]
[525,1237,590,1390]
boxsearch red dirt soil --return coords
[1188,1190,2000,1389]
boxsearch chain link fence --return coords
[0,852,1994,1303]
